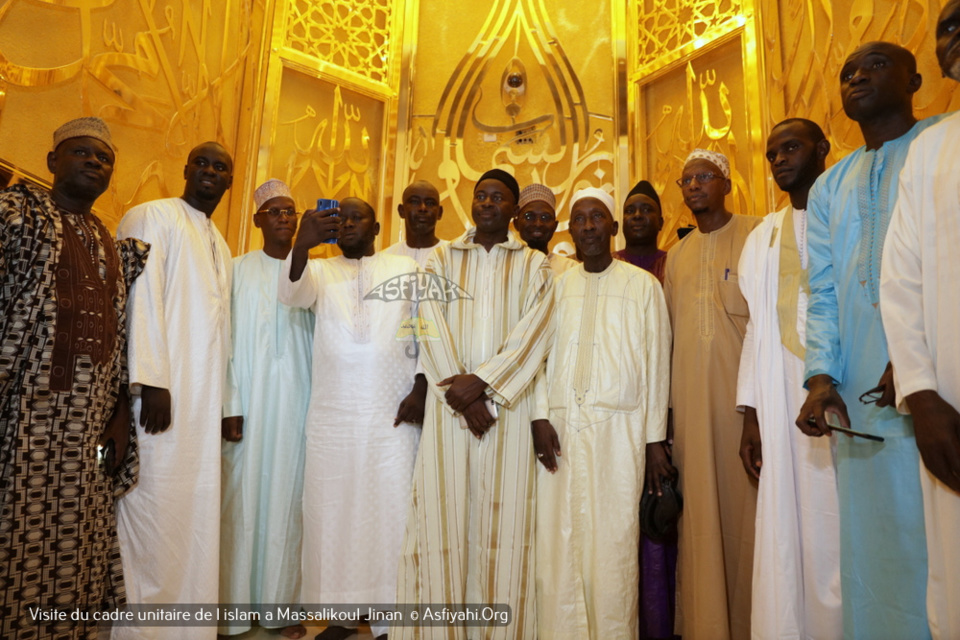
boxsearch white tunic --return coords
[278,252,421,605]
[880,110,960,640]
[736,208,841,640]
[114,197,232,640]
[534,260,670,639]
[219,251,314,634]
[382,238,449,268]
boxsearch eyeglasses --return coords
[859,385,885,405]
[256,207,298,218]
[675,172,722,188]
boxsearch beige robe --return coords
[395,229,554,640]
[663,213,760,640]
[534,261,671,639]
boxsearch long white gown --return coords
[278,251,421,607]
[114,197,232,640]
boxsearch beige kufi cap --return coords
[52,117,114,152]
[254,179,293,211]
[517,184,556,211]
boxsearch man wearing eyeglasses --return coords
[218,180,314,638]
[795,42,949,639]
[663,148,761,640]
[880,8,960,636]
[513,183,577,275]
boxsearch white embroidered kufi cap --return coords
[570,187,615,215]
[684,148,730,178]
[254,179,293,211]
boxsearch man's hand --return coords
[461,397,496,440]
[438,373,487,412]
[796,374,850,437]
[395,374,427,426]
[874,361,897,408]
[907,390,960,494]
[140,385,172,434]
[101,387,131,475]
[739,406,763,480]
[645,441,677,496]
[531,419,561,472]
[294,207,341,251]
[289,208,341,281]
[222,416,244,442]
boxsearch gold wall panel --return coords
[629,0,767,249]
[0,0,266,252]
[249,0,404,256]
[637,35,760,245]
[398,0,621,246]
[762,0,960,179]
[284,0,394,86]
[636,0,744,63]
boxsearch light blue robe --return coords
[219,250,314,635]
[805,116,946,640]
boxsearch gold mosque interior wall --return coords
[626,0,960,251]
[397,0,623,251]
[0,0,269,252]
[1,0,959,257]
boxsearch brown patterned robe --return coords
[0,184,148,639]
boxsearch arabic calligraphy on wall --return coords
[0,0,258,243]
[401,0,618,242]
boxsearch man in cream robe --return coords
[113,142,234,640]
[880,8,960,636]
[219,180,314,636]
[533,188,670,639]
[736,119,841,639]
[280,197,421,639]
[664,149,760,640]
[396,169,554,640]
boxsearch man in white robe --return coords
[279,197,421,640]
[219,180,314,637]
[383,180,449,268]
[736,119,841,639]
[113,142,234,640]
[532,188,671,639]
[395,169,554,640]
[513,183,578,276]
[880,6,960,637]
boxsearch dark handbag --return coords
[639,477,683,543]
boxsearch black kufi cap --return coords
[626,180,661,211]
[476,169,520,203]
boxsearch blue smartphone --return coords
[317,198,339,244]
